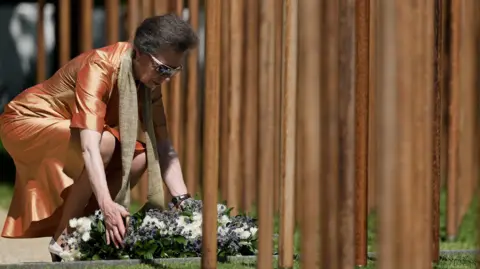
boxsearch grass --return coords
[0,143,478,268]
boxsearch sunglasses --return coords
[149,54,182,78]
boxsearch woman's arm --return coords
[156,138,188,197]
[79,129,111,205]
[151,89,189,197]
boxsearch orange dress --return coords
[0,42,167,238]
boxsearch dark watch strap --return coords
[172,193,191,206]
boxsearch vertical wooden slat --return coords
[354,0,369,266]
[278,0,297,268]
[338,0,356,267]
[36,0,46,83]
[185,0,200,196]
[273,0,283,215]
[419,0,434,266]
[165,0,184,205]
[59,0,71,66]
[367,0,377,214]
[432,0,446,262]
[201,0,221,267]
[376,0,434,268]
[447,0,460,241]
[154,0,169,15]
[219,0,230,202]
[227,0,244,216]
[242,0,259,213]
[320,1,339,268]
[141,0,152,19]
[298,0,321,268]
[80,0,93,52]
[127,0,140,41]
[257,0,276,267]
[105,0,120,45]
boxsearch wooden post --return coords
[354,0,369,266]
[58,0,70,67]
[219,0,230,202]
[226,0,244,216]
[141,0,152,19]
[169,0,184,169]
[298,0,321,268]
[36,0,46,83]
[202,0,221,268]
[154,0,169,15]
[432,0,447,262]
[242,0,259,213]
[338,0,356,267]
[376,0,434,268]
[273,0,283,215]
[80,0,93,52]
[105,0,119,45]
[185,0,200,196]
[278,0,297,268]
[256,0,276,267]
[320,1,340,268]
[127,0,139,41]
[447,0,460,241]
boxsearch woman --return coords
[0,14,198,260]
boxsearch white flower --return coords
[219,215,230,225]
[192,212,202,222]
[176,216,187,227]
[59,251,74,262]
[77,218,92,234]
[249,227,258,237]
[81,232,91,242]
[157,221,166,230]
[218,226,229,237]
[217,204,227,214]
[69,218,78,228]
[239,231,251,240]
[67,237,76,246]
[233,228,244,235]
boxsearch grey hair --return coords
[133,13,198,55]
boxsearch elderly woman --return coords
[0,14,197,261]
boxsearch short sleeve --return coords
[70,60,113,133]
[151,88,169,140]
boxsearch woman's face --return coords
[133,48,184,89]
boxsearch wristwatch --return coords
[171,193,191,207]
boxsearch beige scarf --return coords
[114,48,165,211]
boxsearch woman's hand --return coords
[100,199,130,248]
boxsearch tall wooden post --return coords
[376,0,434,268]
[105,0,120,45]
[219,0,230,202]
[447,0,460,241]
[58,0,70,67]
[338,0,356,267]
[242,0,259,213]
[185,0,200,196]
[354,0,369,266]
[36,0,46,83]
[319,1,340,268]
[256,0,276,267]
[298,0,321,268]
[80,0,93,52]
[227,0,244,215]
[278,0,297,268]
[201,0,221,268]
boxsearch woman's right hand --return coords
[100,199,130,248]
